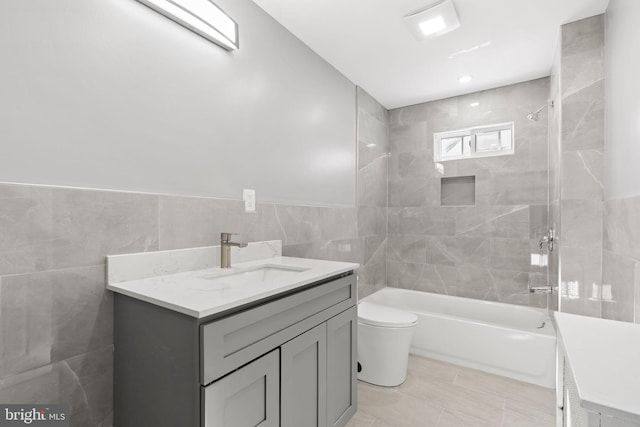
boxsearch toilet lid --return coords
[358,302,418,328]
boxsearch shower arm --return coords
[534,100,554,115]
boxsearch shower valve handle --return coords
[539,228,555,252]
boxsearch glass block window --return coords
[434,122,514,161]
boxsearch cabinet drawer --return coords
[202,349,280,427]
[201,274,355,384]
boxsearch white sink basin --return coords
[200,264,311,284]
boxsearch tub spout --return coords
[529,286,551,294]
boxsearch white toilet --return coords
[357,301,418,387]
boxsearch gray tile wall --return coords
[386,79,550,308]
[356,87,390,298]
[602,1,640,323]
[0,182,373,426]
[558,15,605,317]
[602,196,640,322]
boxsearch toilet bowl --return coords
[357,301,418,387]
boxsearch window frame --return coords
[434,122,515,162]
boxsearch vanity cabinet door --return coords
[326,307,357,427]
[202,349,279,427]
[281,323,327,427]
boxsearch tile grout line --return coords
[0,263,106,279]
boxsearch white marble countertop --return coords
[554,311,640,421]
[107,255,358,318]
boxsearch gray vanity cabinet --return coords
[280,306,358,427]
[113,271,357,427]
[281,323,327,427]
[327,307,357,427]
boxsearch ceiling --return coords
[251,0,610,109]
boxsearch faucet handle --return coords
[220,232,239,241]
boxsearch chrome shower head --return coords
[526,100,554,122]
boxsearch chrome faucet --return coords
[220,232,248,268]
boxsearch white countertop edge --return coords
[554,312,640,422]
[562,346,640,422]
[107,256,359,318]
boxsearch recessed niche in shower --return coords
[441,176,475,206]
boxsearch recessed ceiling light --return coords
[419,16,446,36]
[470,102,480,107]
[404,0,460,40]
[459,75,472,84]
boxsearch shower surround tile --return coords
[357,159,388,207]
[357,206,386,238]
[561,150,604,200]
[388,178,429,208]
[389,122,428,154]
[561,200,603,247]
[601,250,636,322]
[388,207,456,236]
[604,196,640,260]
[603,195,640,323]
[561,14,605,99]
[356,87,390,297]
[561,80,605,152]
[491,170,548,206]
[558,14,605,317]
[358,236,387,299]
[388,150,431,181]
[387,79,550,308]
[455,205,530,239]
[387,234,426,264]
[357,87,388,124]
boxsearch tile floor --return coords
[346,355,556,427]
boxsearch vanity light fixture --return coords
[136,0,238,50]
[459,75,472,84]
[404,0,461,40]
[470,101,480,107]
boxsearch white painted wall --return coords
[605,0,640,199]
[0,0,356,207]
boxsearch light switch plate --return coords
[243,189,256,213]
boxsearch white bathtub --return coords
[361,288,556,388]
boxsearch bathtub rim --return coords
[361,287,553,335]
